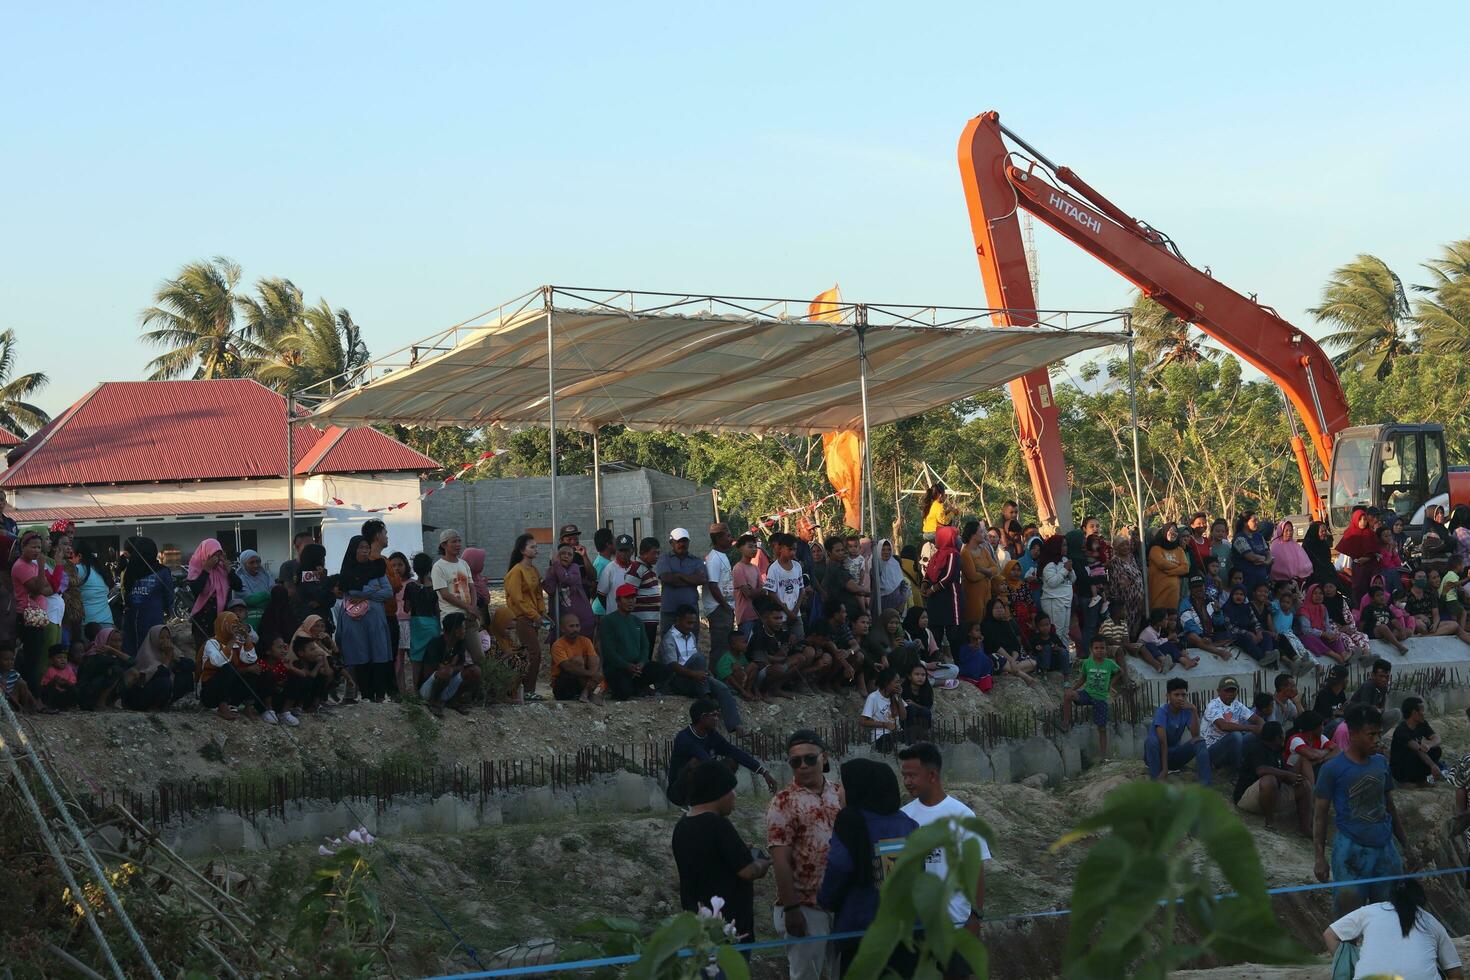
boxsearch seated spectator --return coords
[38,645,78,711]
[861,668,907,751]
[900,664,933,738]
[1027,612,1071,676]
[1235,721,1312,836]
[292,614,345,704]
[954,620,996,692]
[256,585,300,653]
[1441,553,1469,631]
[1285,710,1337,793]
[1220,584,1274,666]
[76,628,130,711]
[121,625,186,712]
[1138,608,1196,672]
[1350,658,1393,711]
[745,597,816,701]
[817,759,919,977]
[289,632,336,713]
[1201,676,1258,772]
[599,584,671,700]
[1389,696,1444,786]
[892,607,958,684]
[1,645,38,712]
[1297,583,1350,665]
[1323,878,1464,980]
[666,699,775,806]
[1268,582,1314,675]
[1264,673,1303,728]
[418,612,481,717]
[1145,678,1213,784]
[1359,586,1410,655]
[980,598,1038,687]
[1446,712,1470,886]
[1312,663,1351,737]
[1061,636,1123,758]
[257,636,303,727]
[199,611,274,722]
[671,759,771,943]
[712,630,759,701]
[1178,576,1232,662]
[661,604,747,735]
[1404,573,1448,638]
[808,604,866,693]
[550,612,604,704]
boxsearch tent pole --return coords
[856,306,881,606]
[592,429,602,530]
[1128,330,1148,602]
[286,393,296,552]
[545,286,560,627]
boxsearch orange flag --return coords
[810,286,863,529]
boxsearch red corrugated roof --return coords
[0,380,438,489]
[10,497,325,523]
[0,426,22,448]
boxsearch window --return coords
[1425,432,1446,496]
[632,517,643,545]
[1330,436,1375,530]
[1381,432,1424,519]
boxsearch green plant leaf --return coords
[715,943,751,980]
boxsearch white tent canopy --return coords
[302,287,1128,435]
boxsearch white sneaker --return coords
[262,710,279,725]
[282,711,300,727]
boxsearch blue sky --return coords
[4,1,1468,418]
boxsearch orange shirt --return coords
[550,635,595,682]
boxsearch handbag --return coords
[342,598,371,619]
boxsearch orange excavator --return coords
[958,110,1470,532]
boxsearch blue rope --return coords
[420,863,1470,980]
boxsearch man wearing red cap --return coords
[599,583,671,699]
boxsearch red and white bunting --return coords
[747,489,847,534]
[329,450,510,513]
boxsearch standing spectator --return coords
[1232,512,1274,593]
[1234,721,1312,835]
[461,547,492,623]
[557,523,598,593]
[629,538,665,651]
[119,536,171,659]
[433,530,479,625]
[666,698,776,806]
[731,534,764,639]
[763,532,808,641]
[899,741,990,976]
[335,534,395,702]
[187,538,241,651]
[1184,513,1212,575]
[672,760,771,944]
[924,526,964,655]
[768,729,842,980]
[277,530,314,586]
[1313,704,1409,912]
[1389,696,1444,786]
[503,533,546,702]
[0,490,17,537]
[1147,523,1191,614]
[960,521,998,625]
[1201,676,1258,773]
[1061,636,1123,758]
[549,611,603,704]
[823,536,868,624]
[403,553,441,686]
[1038,535,1076,646]
[656,528,707,643]
[920,484,952,543]
[660,604,744,734]
[293,542,334,630]
[1145,678,1212,784]
[590,527,614,617]
[543,541,596,642]
[874,539,909,616]
[1302,521,1337,585]
[599,584,670,700]
[1323,878,1463,980]
[1107,533,1147,636]
[75,548,114,638]
[702,523,736,672]
[595,533,637,613]
[818,759,919,976]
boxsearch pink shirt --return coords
[41,664,76,687]
[11,559,46,614]
[732,561,763,625]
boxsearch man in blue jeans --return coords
[1145,677,1212,784]
[1201,675,1261,774]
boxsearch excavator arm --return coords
[959,110,1350,523]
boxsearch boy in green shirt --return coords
[1061,635,1124,758]
[711,631,758,701]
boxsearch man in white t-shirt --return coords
[899,741,991,979]
[431,528,478,626]
[596,534,638,609]
[860,668,906,748]
[702,523,736,670]
[762,532,807,642]
[1201,676,1259,773]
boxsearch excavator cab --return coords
[1328,424,1450,531]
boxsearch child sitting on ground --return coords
[258,636,303,727]
[1098,601,1138,670]
[0,646,37,713]
[38,645,77,712]
[1138,608,1197,672]
[712,631,759,701]
[1027,612,1071,676]
[290,634,335,713]
[954,621,996,692]
[900,663,933,736]
[550,612,604,704]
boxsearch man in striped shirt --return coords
[627,537,663,653]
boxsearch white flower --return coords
[696,903,715,919]
[708,895,725,916]
[318,845,336,857]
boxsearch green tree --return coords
[1128,294,1218,374]
[0,329,50,436]
[1413,239,1470,355]
[1310,254,1415,379]
[260,300,371,393]
[139,257,267,380]
[235,276,306,348]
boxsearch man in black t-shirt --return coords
[1349,659,1392,711]
[1389,696,1444,785]
[1313,664,1350,736]
[745,600,817,699]
[822,537,867,622]
[671,760,770,941]
[419,613,481,717]
[1233,722,1311,835]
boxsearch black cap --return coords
[615,533,635,549]
[786,728,827,753]
[686,760,738,806]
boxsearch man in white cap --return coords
[432,529,478,626]
[657,527,708,642]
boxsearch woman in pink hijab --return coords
[462,547,492,620]
[1268,521,1313,584]
[187,538,241,647]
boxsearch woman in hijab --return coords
[232,549,275,629]
[1298,582,1350,665]
[199,610,274,720]
[462,547,493,622]
[874,539,909,615]
[1319,578,1372,661]
[256,585,299,650]
[1221,585,1273,665]
[543,541,596,642]
[1302,521,1338,586]
[1107,534,1147,636]
[959,520,998,624]
[1335,507,1381,602]
[1037,535,1075,644]
[1001,558,1035,637]
[292,542,333,628]
[898,544,924,611]
[817,759,919,976]
[1448,505,1470,566]
[334,534,395,702]
[1018,534,1043,581]
[1147,522,1191,612]
[76,626,130,709]
[981,596,1039,686]
[902,606,941,661]
[188,538,241,648]
[1230,513,1273,593]
[121,624,183,711]
[923,525,964,655]
[1268,521,1313,584]
[119,536,173,658]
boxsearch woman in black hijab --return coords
[335,534,394,701]
[1302,521,1337,585]
[293,542,333,629]
[120,536,175,658]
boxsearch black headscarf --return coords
[257,585,299,648]
[980,600,1023,655]
[1302,521,1336,582]
[121,536,159,592]
[832,759,904,887]
[1449,505,1470,534]
[298,543,326,582]
[338,535,386,592]
[1152,522,1186,553]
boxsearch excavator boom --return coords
[959,111,1350,522]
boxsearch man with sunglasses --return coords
[767,728,841,980]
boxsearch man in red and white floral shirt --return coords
[767,728,841,980]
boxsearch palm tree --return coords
[0,330,50,436]
[1128,293,1218,372]
[1309,254,1415,380]
[235,276,305,347]
[257,300,371,392]
[139,257,267,380]
[1413,239,1470,355]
